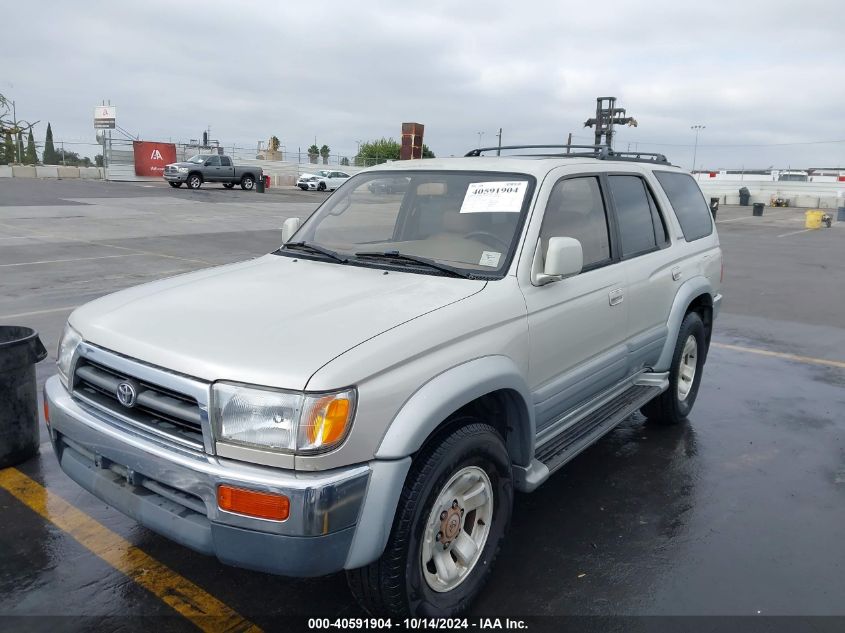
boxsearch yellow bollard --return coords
[805,210,824,229]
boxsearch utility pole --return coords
[477,131,485,148]
[566,132,572,154]
[691,125,705,173]
[496,128,502,156]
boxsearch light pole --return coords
[477,131,485,148]
[690,125,705,174]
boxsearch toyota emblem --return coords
[116,381,137,408]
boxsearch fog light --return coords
[217,485,290,521]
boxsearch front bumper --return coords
[164,173,188,183]
[44,375,372,577]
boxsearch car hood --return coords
[166,162,199,169]
[70,254,485,390]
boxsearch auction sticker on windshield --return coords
[460,181,528,213]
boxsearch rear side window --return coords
[220,156,232,167]
[608,175,658,257]
[654,171,713,241]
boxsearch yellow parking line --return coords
[712,342,845,369]
[0,468,261,633]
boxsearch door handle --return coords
[608,288,624,306]
[671,266,682,281]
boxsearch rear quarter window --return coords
[654,171,713,241]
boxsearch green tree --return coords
[269,135,281,152]
[340,156,350,166]
[3,133,13,165]
[16,132,24,163]
[43,122,56,164]
[307,144,319,164]
[95,154,104,167]
[319,144,330,165]
[55,148,83,166]
[24,130,38,164]
[354,138,435,166]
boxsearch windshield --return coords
[285,170,535,277]
[187,155,212,164]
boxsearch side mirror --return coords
[536,237,583,285]
[281,217,302,243]
[204,160,212,166]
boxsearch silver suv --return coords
[46,145,722,616]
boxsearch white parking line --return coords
[0,253,146,268]
[716,209,796,224]
[777,228,813,238]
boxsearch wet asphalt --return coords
[0,179,843,628]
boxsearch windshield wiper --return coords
[280,241,347,263]
[354,250,474,279]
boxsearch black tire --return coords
[240,175,255,190]
[641,311,707,425]
[186,173,203,189]
[169,182,182,188]
[223,183,235,189]
[318,181,327,191]
[347,421,513,617]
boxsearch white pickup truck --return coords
[46,144,721,616]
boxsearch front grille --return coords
[72,358,204,449]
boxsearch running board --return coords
[533,383,663,479]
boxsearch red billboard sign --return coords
[133,141,177,177]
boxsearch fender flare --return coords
[654,276,714,371]
[375,355,535,466]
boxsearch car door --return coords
[604,172,676,373]
[204,155,222,181]
[219,156,235,181]
[520,172,629,436]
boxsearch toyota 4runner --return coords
[46,144,722,616]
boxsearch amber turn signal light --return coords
[43,400,50,426]
[217,485,290,521]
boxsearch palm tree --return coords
[320,144,330,165]
[307,144,319,164]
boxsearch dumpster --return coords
[752,202,764,216]
[0,326,48,468]
[805,210,825,229]
[739,187,751,206]
[709,197,719,218]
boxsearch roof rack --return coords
[464,144,670,165]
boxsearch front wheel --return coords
[240,175,255,190]
[347,421,512,617]
[317,181,327,191]
[186,174,203,189]
[641,311,707,424]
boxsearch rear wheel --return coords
[318,181,327,191]
[641,311,706,424]
[347,421,512,617]
[169,182,182,188]
[223,183,235,189]
[240,175,255,190]
[186,174,203,189]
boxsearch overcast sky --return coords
[3,0,843,169]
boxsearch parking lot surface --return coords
[1,180,843,628]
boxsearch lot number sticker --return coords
[479,251,502,267]
[460,181,528,213]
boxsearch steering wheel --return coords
[463,230,509,251]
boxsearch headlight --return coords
[177,167,189,173]
[213,383,356,454]
[57,324,82,387]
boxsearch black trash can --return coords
[739,187,751,206]
[0,326,48,468]
[710,197,720,218]
[255,174,265,193]
[752,202,765,217]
